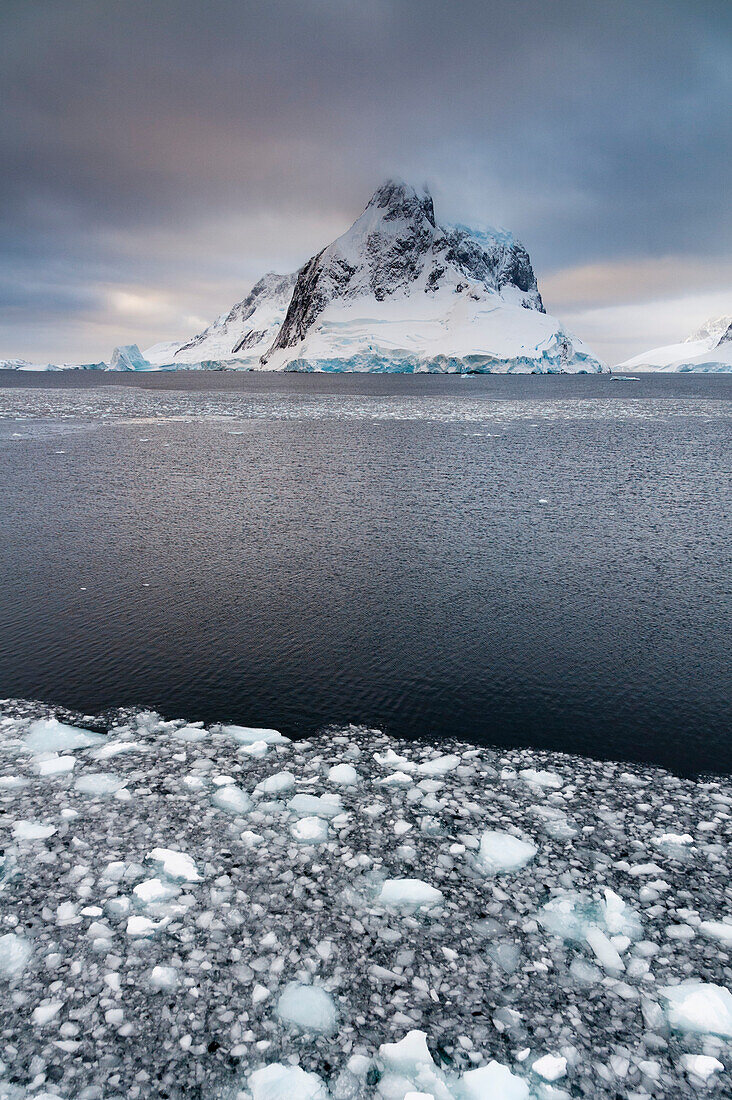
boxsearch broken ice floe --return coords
[1,699,731,1099]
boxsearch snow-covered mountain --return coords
[620,315,732,373]
[143,180,605,373]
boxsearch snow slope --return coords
[620,315,732,373]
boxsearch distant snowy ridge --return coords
[620,315,732,373]
[144,179,605,374]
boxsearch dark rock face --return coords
[716,321,732,346]
[263,180,545,362]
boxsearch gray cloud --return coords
[0,0,730,363]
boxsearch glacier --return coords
[0,697,730,1099]
[619,315,732,373]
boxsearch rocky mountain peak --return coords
[366,179,436,229]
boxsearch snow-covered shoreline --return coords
[1,699,730,1099]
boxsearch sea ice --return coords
[256,770,296,795]
[219,724,288,745]
[212,785,252,814]
[377,879,443,909]
[288,792,342,818]
[291,816,329,844]
[146,847,200,882]
[74,772,126,796]
[659,981,732,1037]
[457,1062,530,1100]
[275,983,338,1035]
[475,830,537,874]
[248,1063,329,1100]
[149,965,179,991]
[12,820,56,840]
[328,762,360,785]
[0,932,32,977]
[24,718,103,753]
[680,1054,724,1080]
[33,754,75,776]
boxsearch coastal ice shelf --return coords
[0,181,608,375]
[1,699,731,1099]
[619,315,732,373]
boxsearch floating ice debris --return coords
[212,784,252,814]
[33,753,75,776]
[171,724,207,743]
[287,792,342,817]
[133,877,180,905]
[0,932,31,977]
[24,718,103,753]
[698,919,732,945]
[256,770,296,795]
[74,771,126,796]
[32,1002,64,1026]
[149,965,179,991]
[248,1063,329,1100]
[12,820,56,840]
[531,1054,567,1081]
[519,767,563,789]
[680,1054,724,1081]
[2,699,732,1099]
[376,878,444,909]
[327,762,360,785]
[146,847,200,882]
[219,723,288,745]
[659,981,732,1037]
[416,753,460,776]
[291,816,329,844]
[475,830,537,874]
[276,982,338,1035]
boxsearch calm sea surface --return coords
[0,371,730,775]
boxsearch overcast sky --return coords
[1,0,730,365]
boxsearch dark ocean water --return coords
[0,371,730,775]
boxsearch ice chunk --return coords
[328,763,360,785]
[133,878,180,905]
[699,920,732,945]
[126,915,163,937]
[519,768,563,789]
[248,1063,329,1100]
[377,879,443,909]
[680,1054,724,1081]
[0,933,32,977]
[219,724,288,745]
[275,982,338,1034]
[212,785,252,814]
[74,772,126,796]
[288,792,343,818]
[24,718,103,753]
[147,848,200,882]
[585,927,625,973]
[256,770,296,795]
[291,816,329,844]
[33,754,75,776]
[149,965,179,991]
[532,1055,567,1081]
[417,754,460,776]
[475,831,537,874]
[458,1062,530,1100]
[32,1002,63,1025]
[379,1030,435,1074]
[12,820,56,840]
[659,981,732,1037]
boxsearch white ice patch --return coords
[275,982,338,1035]
[519,768,563,789]
[328,763,360,785]
[149,965,179,991]
[255,771,296,796]
[133,878,180,906]
[0,932,32,977]
[288,792,343,818]
[659,981,732,1038]
[417,754,460,776]
[212,785,252,814]
[74,772,126,796]
[290,816,329,844]
[699,920,732,945]
[147,848,201,882]
[680,1054,724,1081]
[33,754,75,776]
[12,820,56,840]
[219,724,288,745]
[377,879,443,910]
[248,1063,329,1100]
[24,718,104,754]
[475,831,537,874]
